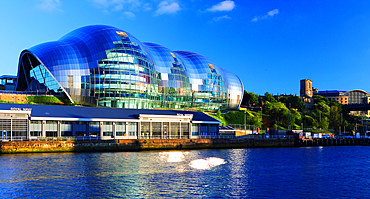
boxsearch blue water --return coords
[1,146,370,198]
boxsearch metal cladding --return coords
[17,25,243,110]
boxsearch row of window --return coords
[27,121,219,138]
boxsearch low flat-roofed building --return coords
[0,75,16,91]
[0,103,220,141]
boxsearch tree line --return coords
[212,91,367,134]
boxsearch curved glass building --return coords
[17,25,243,110]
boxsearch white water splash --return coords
[159,152,189,162]
[189,157,226,170]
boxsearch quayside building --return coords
[16,25,243,110]
[0,103,220,141]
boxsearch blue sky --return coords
[1,0,370,95]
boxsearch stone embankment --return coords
[2,138,369,154]
[0,138,294,154]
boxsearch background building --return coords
[0,75,16,91]
[301,79,370,116]
[300,79,314,107]
[16,25,243,110]
[300,79,313,98]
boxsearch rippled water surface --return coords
[1,146,370,198]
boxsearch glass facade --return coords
[17,25,243,110]
[347,90,367,104]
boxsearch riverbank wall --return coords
[0,138,294,154]
[2,138,370,154]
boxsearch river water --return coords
[1,146,370,198]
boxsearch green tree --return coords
[313,95,329,105]
[241,91,260,106]
[263,92,277,103]
[318,116,329,130]
[329,103,342,130]
[287,95,305,112]
[302,115,318,129]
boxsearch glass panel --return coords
[30,120,42,137]
[103,122,113,136]
[45,121,57,137]
[170,123,179,139]
[192,124,199,136]
[128,122,137,136]
[209,125,218,136]
[152,122,161,139]
[116,122,126,136]
[141,122,150,139]
[181,122,189,138]
[12,119,28,139]
[75,121,87,136]
[61,121,73,137]
[163,122,169,139]
[29,63,63,93]
[200,125,208,136]
[89,122,100,137]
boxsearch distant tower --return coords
[300,79,313,98]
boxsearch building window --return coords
[30,120,42,137]
[141,122,150,138]
[152,122,161,139]
[181,122,189,138]
[128,122,137,136]
[75,121,87,136]
[163,122,169,138]
[192,124,199,136]
[116,122,126,136]
[103,122,113,136]
[89,122,100,137]
[170,122,180,139]
[200,125,208,136]
[61,121,73,137]
[45,121,57,137]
